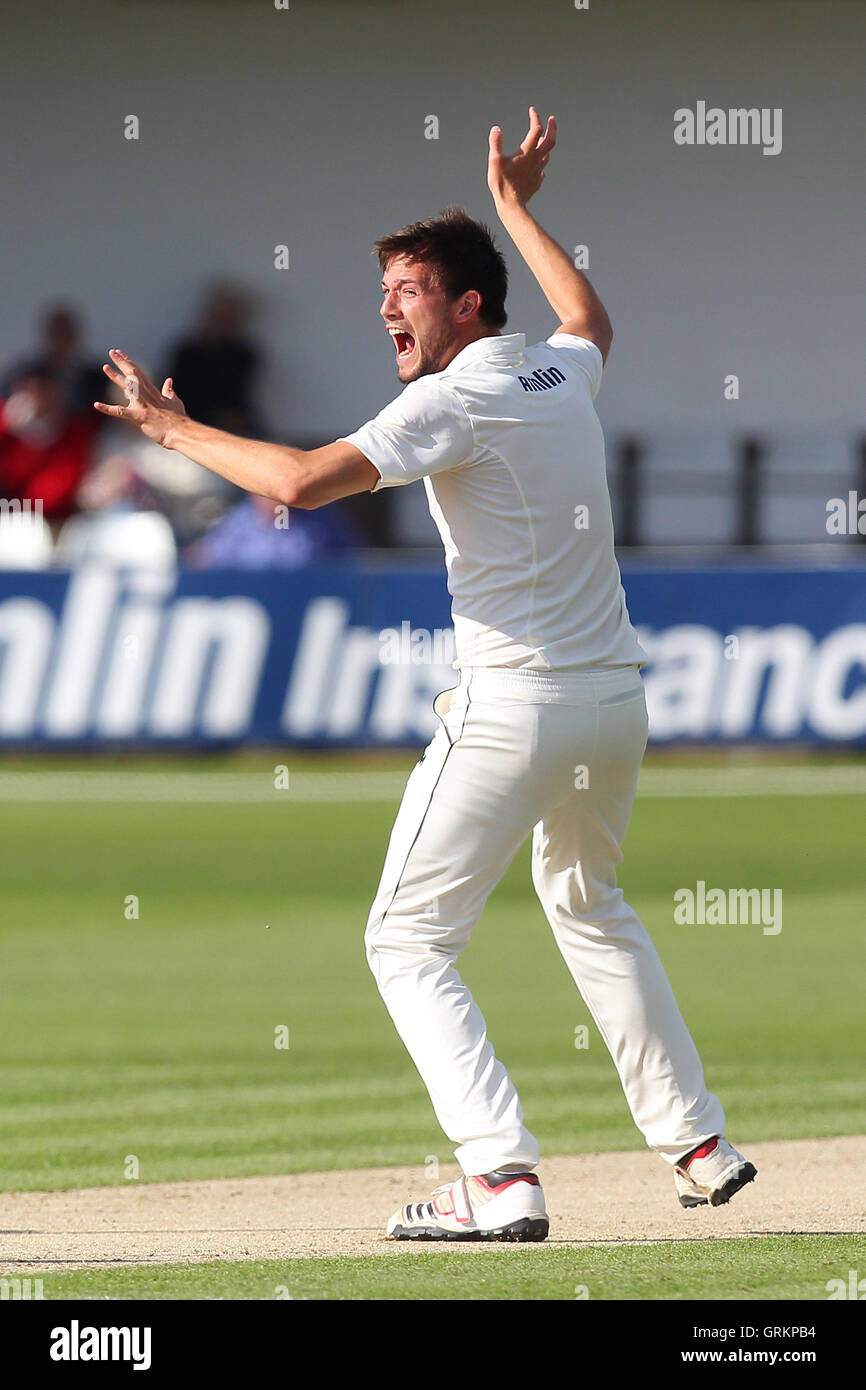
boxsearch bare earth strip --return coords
[0,1137,863,1274]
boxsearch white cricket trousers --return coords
[365,664,725,1176]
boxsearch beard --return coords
[398,322,453,383]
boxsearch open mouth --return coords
[388,328,416,361]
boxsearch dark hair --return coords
[374,205,508,330]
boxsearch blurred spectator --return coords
[165,282,262,436]
[3,304,105,418]
[0,365,98,522]
[186,494,361,569]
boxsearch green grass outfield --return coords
[24,1234,866,1301]
[0,755,864,1299]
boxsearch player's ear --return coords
[457,290,482,322]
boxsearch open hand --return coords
[94,349,186,446]
[488,106,556,208]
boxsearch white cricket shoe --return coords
[386,1170,549,1242]
[674,1136,757,1208]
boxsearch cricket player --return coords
[96,107,756,1242]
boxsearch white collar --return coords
[439,333,526,376]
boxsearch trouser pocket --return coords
[432,684,467,747]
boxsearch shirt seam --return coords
[442,383,477,460]
[339,377,475,489]
[545,334,603,397]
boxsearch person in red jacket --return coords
[0,365,98,522]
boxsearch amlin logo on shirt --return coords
[674,102,782,156]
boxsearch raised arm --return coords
[487,107,612,362]
[94,350,378,508]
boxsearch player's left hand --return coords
[94,349,186,446]
[488,106,556,208]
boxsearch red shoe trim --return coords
[682,1136,719,1168]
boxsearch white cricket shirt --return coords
[340,332,646,670]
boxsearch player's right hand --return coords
[94,348,187,447]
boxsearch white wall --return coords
[1,0,862,541]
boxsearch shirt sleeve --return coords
[545,333,604,399]
[338,378,475,491]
